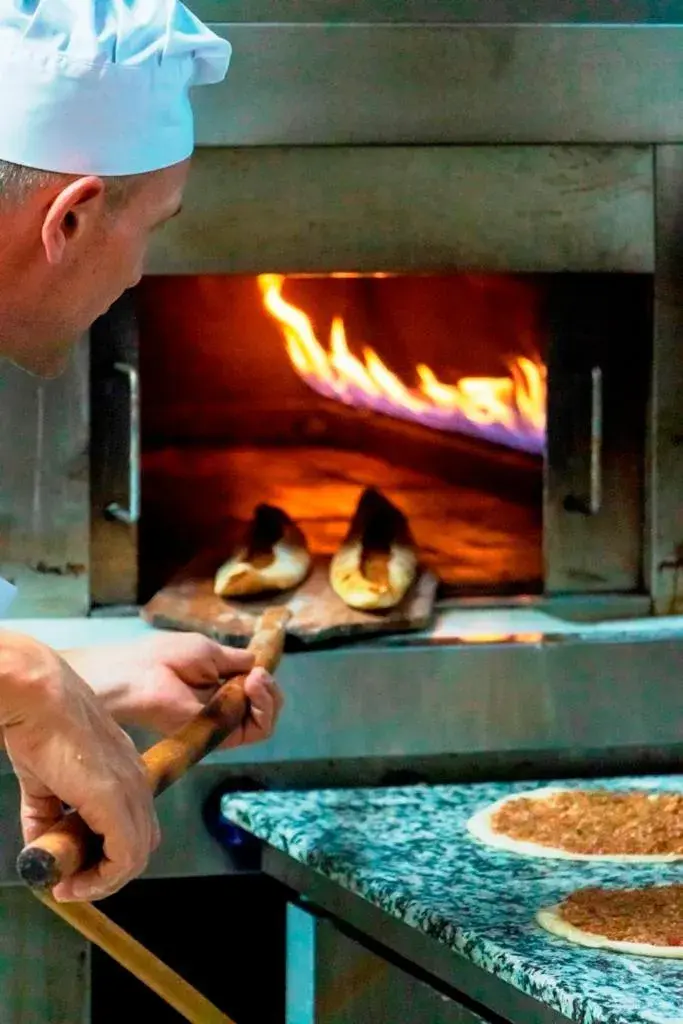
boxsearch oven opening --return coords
[134,271,650,611]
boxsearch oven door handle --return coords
[586,365,603,516]
[105,361,140,526]
[563,365,603,517]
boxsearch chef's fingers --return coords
[176,638,253,687]
[16,773,65,845]
[213,644,254,680]
[240,668,282,744]
[249,668,283,717]
[53,774,158,903]
[150,634,253,686]
[269,672,285,715]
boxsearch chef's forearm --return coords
[59,648,100,674]
[58,647,130,721]
[0,630,56,725]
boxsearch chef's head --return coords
[0,0,231,376]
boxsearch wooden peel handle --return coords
[16,608,290,889]
[34,890,236,1024]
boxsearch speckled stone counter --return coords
[223,776,683,1024]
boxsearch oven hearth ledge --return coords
[5,607,683,651]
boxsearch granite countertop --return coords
[223,776,683,1024]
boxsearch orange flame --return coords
[258,273,546,453]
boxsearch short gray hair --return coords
[0,159,139,207]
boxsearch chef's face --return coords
[0,159,190,376]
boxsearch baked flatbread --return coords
[214,504,311,597]
[467,787,683,862]
[330,487,418,611]
[537,885,683,958]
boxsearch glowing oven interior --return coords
[135,272,649,605]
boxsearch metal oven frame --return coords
[3,6,683,621]
[3,4,682,778]
[2,11,683,1017]
[2,7,683,774]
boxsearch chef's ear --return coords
[41,176,106,265]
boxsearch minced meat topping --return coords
[490,790,683,855]
[559,885,683,946]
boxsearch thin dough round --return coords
[536,903,683,959]
[466,787,683,862]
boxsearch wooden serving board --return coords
[141,552,438,646]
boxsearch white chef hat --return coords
[0,0,231,175]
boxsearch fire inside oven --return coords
[135,271,649,606]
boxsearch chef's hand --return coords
[0,631,159,903]
[63,633,283,747]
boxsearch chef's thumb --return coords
[18,780,64,845]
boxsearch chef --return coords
[0,0,283,903]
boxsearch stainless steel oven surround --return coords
[95,145,654,609]
[2,20,683,1009]
[5,8,683,619]
[83,5,683,620]
[1,7,683,768]
[3,13,683,1022]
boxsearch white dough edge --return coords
[214,540,311,596]
[330,539,418,610]
[466,787,683,863]
[536,903,683,959]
